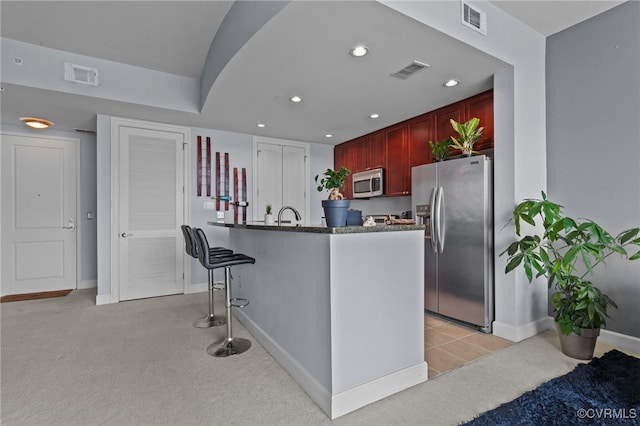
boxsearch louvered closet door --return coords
[118,126,184,301]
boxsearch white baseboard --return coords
[600,329,640,354]
[235,309,427,419]
[492,316,554,342]
[331,362,427,419]
[79,279,97,289]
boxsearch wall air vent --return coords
[390,61,430,80]
[461,1,487,35]
[64,63,99,86]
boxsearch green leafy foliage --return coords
[314,166,350,193]
[265,204,272,215]
[428,138,453,161]
[500,191,640,335]
[449,117,484,154]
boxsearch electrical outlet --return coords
[216,211,224,220]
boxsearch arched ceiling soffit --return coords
[200,1,290,109]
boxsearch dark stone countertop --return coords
[207,221,425,234]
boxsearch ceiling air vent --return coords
[64,63,99,86]
[390,61,430,80]
[461,1,487,35]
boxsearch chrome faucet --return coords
[278,206,301,226]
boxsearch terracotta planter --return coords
[555,323,600,360]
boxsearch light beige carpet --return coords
[0,289,602,425]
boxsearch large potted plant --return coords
[450,117,484,156]
[315,166,350,227]
[501,192,640,359]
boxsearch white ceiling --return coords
[0,1,625,145]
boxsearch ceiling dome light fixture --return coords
[257,123,266,128]
[324,134,333,138]
[443,79,460,87]
[350,45,368,57]
[20,116,53,129]
[289,95,302,103]
[369,113,381,119]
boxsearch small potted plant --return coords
[429,137,453,162]
[450,117,484,156]
[501,191,640,359]
[315,166,351,227]
[264,204,274,225]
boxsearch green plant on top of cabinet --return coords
[428,137,453,162]
[449,117,484,156]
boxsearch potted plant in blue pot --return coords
[315,166,351,227]
[501,192,640,359]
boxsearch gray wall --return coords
[546,1,640,337]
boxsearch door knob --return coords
[121,233,133,238]
[62,218,75,231]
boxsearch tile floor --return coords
[424,313,512,379]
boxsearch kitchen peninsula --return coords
[208,221,427,419]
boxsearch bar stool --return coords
[181,225,232,328]
[193,228,255,357]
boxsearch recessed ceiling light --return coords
[20,117,53,129]
[325,134,333,138]
[443,79,460,87]
[369,113,380,119]
[289,95,302,103]
[257,123,266,128]
[350,45,368,57]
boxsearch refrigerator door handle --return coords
[429,187,438,253]
[436,186,446,253]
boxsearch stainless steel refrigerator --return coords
[412,156,493,332]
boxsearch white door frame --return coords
[109,117,190,303]
[0,131,81,294]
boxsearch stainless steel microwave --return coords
[352,168,384,198]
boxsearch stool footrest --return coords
[231,298,249,308]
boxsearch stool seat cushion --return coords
[209,253,256,269]
[194,227,255,270]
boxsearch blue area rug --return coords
[463,349,640,425]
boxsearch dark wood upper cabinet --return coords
[385,124,409,196]
[408,113,434,168]
[465,90,494,151]
[369,132,386,170]
[355,136,369,172]
[354,133,386,173]
[334,142,355,199]
[434,102,465,143]
[335,90,493,197]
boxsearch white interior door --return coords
[282,145,306,221]
[117,126,184,301]
[255,142,283,218]
[254,137,309,222]
[1,133,78,296]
